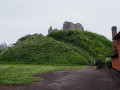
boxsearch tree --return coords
[0,42,8,52]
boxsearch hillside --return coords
[0,34,88,65]
[48,30,113,62]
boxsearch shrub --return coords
[96,59,105,69]
[105,58,112,69]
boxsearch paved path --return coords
[0,66,120,90]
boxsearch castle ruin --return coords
[48,26,58,34]
[48,21,84,34]
[63,21,84,30]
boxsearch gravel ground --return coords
[0,66,120,90]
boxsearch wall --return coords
[112,45,120,71]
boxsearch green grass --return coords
[48,30,112,61]
[0,34,88,65]
[0,64,87,85]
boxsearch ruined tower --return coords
[48,26,52,34]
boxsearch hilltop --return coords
[48,30,113,63]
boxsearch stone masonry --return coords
[63,21,84,30]
[48,21,84,34]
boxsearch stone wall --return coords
[48,21,84,34]
[63,21,84,30]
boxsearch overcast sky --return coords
[0,0,120,44]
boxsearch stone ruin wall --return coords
[63,21,84,31]
[48,21,84,34]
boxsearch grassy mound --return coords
[48,30,113,61]
[0,34,88,65]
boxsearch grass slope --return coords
[0,34,88,65]
[0,64,87,85]
[48,30,113,61]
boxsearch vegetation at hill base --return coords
[0,34,88,65]
[0,64,87,85]
[48,30,113,63]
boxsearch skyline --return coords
[0,0,120,44]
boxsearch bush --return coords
[105,58,112,69]
[96,59,105,69]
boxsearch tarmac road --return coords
[0,66,120,90]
